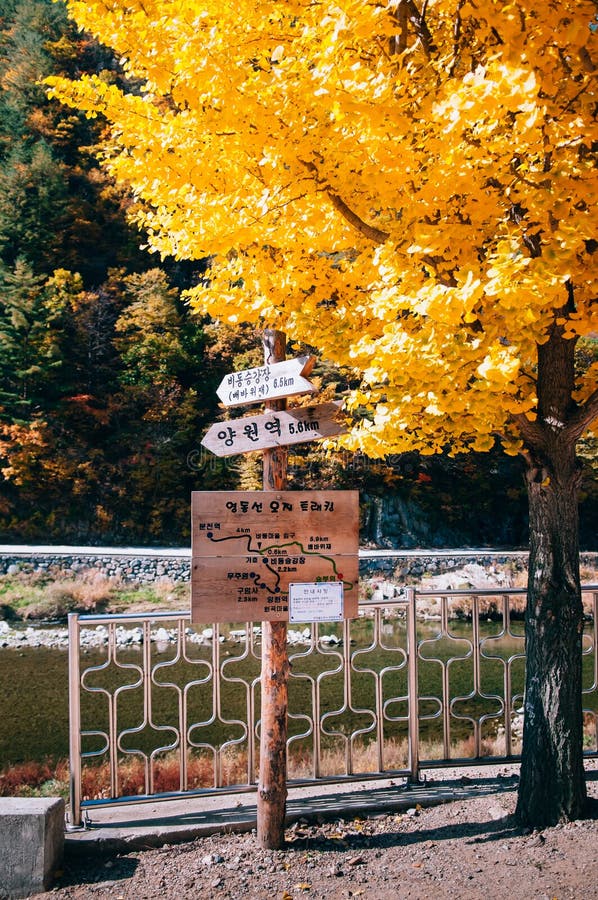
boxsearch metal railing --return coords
[67,586,598,826]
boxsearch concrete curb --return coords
[0,797,64,898]
[64,774,520,857]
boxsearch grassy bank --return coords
[1,567,596,798]
[0,569,189,622]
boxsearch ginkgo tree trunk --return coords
[514,321,589,826]
[48,0,597,828]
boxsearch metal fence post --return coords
[405,588,421,783]
[67,612,82,827]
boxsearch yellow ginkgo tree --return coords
[48,0,597,828]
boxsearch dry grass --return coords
[0,758,70,798]
[0,569,188,620]
[1,569,127,620]
[0,732,528,801]
[7,716,598,800]
[2,564,595,623]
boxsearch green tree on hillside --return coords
[0,0,144,282]
[0,1,222,542]
[0,259,69,419]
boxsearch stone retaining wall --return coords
[1,546,596,584]
[0,549,190,582]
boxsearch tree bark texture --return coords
[257,329,289,850]
[515,324,588,827]
[257,618,289,849]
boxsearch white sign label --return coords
[288,581,344,623]
[216,356,315,407]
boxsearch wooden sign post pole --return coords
[257,328,290,850]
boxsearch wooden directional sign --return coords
[216,355,316,407]
[201,401,345,457]
[191,490,359,623]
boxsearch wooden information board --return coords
[191,490,359,623]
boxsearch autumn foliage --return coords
[46,1,597,460]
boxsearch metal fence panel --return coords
[67,587,598,826]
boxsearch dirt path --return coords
[42,776,598,900]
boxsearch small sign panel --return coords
[201,401,345,457]
[289,581,344,623]
[216,356,316,407]
[191,490,359,623]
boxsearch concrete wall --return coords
[0,547,190,583]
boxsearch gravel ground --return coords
[41,773,598,900]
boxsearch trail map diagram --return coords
[203,530,353,595]
[191,490,359,623]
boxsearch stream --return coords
[1,616,596,768]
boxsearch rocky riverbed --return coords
[1,559,595,652]
[0,620,347,651]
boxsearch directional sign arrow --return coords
[216,355,316,407]
[201,401,345,457]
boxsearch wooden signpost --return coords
[200,401,345,457]
[259,329,289,851]
[194,329,359,850]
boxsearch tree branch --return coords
[326,192,390,243]
[511,385,598,452]
[299,158,390,243]
[569,387,598,442]
[403,0,435,59]
[511,412,545,449]
[448,0,466,77]
[388,0,435,59]
[391,0,409,55]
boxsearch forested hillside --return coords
[0,0,595,548]
[0,0,230,542]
